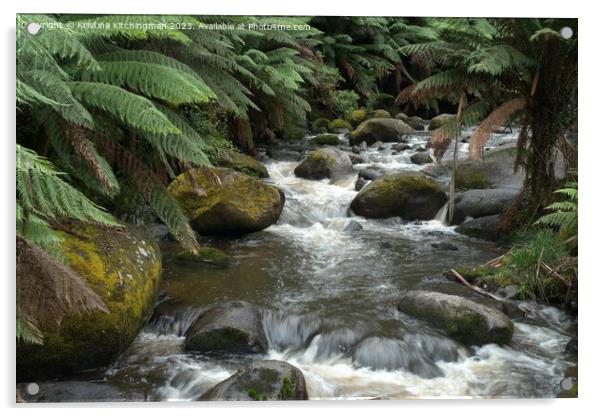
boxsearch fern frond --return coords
[468,97,527,159]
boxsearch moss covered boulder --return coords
[167,168,284,235]
[367,109,392,119]
[350,118,413,145]
[199,360,308,401]
[312,133,340,146]
[184,301,267,354]
[350,172,446,220]
[451,189,518,225]
[428,113,455,130]
[172,246,230,268]
[349,109,367,126]
[294,148,353,181]
[17,223,162,381]
[328,118,352,132]
[397,290,514,346]
[311,118,330,133]
[214,150,268,179]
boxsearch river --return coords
[46,131,577,400]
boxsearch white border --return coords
[2,1,600,415]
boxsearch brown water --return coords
[60,134,578,400]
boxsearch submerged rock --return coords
[214,150,269,179]
[294,148,353,181]
[172,246,230,268]
[184,301,268,354]
[358,168,381,181]
[431,242,459,251]
[17,223,162,381]
[397,290,514,346]
[355,177,369,191]
[199,360,308,401]
[455,214,501,241]
[350,118,413,145]
[167,168,284,235]
[451,189,517,224]
[350,172,446,220]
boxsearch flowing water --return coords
[74,132,576,400]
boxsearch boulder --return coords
[312,133,340,146]
[343,220,363,233]
[215,150,268,179]
[367,109,392,119]
[328,118,352,132]
[358,168,381,181]
[452,145,524,190]
[392,142,411,152]
[397,290,514,346]
[350,172,446,220]
[410,152,433,165]
[350,118,413,145]
[266,149,304,161]
[349,109,367,126]
[199,360,308,401]
[17,381,143,403]
[355,177,369,191]
[455,214,501,241]
[17,223,162,381]
[451,189,517,224]
[349,154,365,164]
[396,113,426,130]
[184,301,268,354]
[294,148,353,181]
[167,168,284,235]
[429,113,455,130]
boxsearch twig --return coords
[486,255,505,268]
[541,262,572,287]
[449,269,504,302]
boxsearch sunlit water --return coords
[91,132,574,400]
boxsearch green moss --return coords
[455,166,491,190]
[17,223,162,381]
[483,146,518,161]
[167,168,283,235]
[214,150,268,178]
[173,246,230,267]
[284,127,306,141]
[311,118,330,132]
[278,377,293,399]
[367,109,391,119]
[348,109,367,126]
[312,133,340,146]
[328,118,352,132]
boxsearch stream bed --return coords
[32,132,577,401]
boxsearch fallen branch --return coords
[541,262,572,287]
[449,269,504,301]
[486,255,505,268]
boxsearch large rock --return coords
[397,290,514,346]
[350,118,413,145]
[429,113,455,130]
[455,214,501,241]
[17,381,143,403]
[452,144,524,190]
[184,301,268,354]
[215,149,269,179]
[451,189,517,225]
[200,360,308,401]
[410,152,433,165]
[350,172,446,220]
[17,223,162,381]
[167,168,284,235]
[294,148,353,181]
